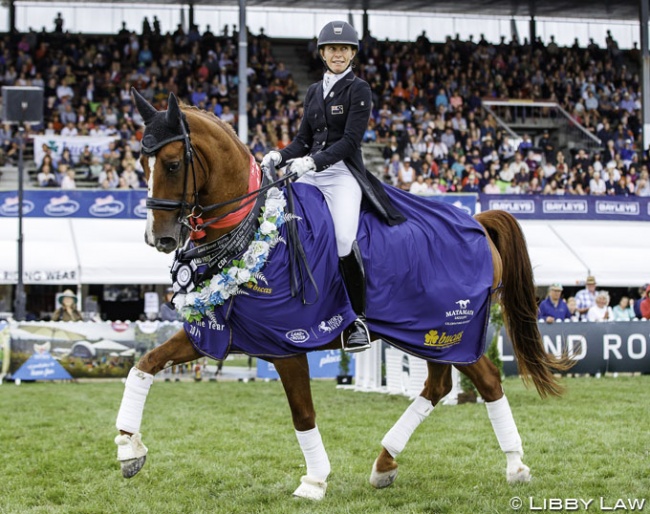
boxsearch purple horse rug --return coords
[185,183,494,364]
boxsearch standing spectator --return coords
[566,296,580,321]
[587,291,613,322]
[576,275,598,320]
[612,296,635,321]
[639,285,650,320]
[538,284,571,323]
[52,290,82,322]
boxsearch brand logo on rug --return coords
[445,299,474,325]
[286,329,310,343]
[133,198,148,218]
[318,314,343,333]
[424,329,464,348]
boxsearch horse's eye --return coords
[167,162,181,173]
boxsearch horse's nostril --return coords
[156,237,177,253]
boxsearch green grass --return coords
[0,376,648,514]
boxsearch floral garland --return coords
[172,187,290,323]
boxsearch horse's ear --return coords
[166,93,181,127]
[132,87,158,124]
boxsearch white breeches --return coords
[297,162,362,256]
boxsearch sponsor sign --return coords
[491,321,650,375]
[33,135,120,167]
[480,194,650,221]
[257,350,355,379]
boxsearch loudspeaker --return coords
[2,86,44,125]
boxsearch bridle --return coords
[144,115,293,237]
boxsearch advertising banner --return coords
[0,190,148,219]
[480,194,650,221]
[257,349,356,379]
[492,321,650,375]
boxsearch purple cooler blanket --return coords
[185,183,493,364]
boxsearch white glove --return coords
[289,156,316,177]
[261,151,281,174]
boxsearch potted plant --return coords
[336,349,353,385]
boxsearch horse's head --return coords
[132,88,250,253]
[133,89,193,252]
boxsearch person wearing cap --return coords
[159,287,181,321]
[52,289,82,322]
[538,284,571,323]
[260,21,405,353]
[576,276,598,320]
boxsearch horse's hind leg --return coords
[458,355,531,483]
[115,328,200,478]
[273,355,330,501]
[370,362,451,489]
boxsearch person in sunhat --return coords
[575,275,598,320]
[538,283,571,323]
[52,289,82,321]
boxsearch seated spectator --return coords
[99,164,119,189]
[87,156,103,182]
[409,175,429,196]
[37,163,59,187]
[589,170,606,195]
[587,290,613,322]
[60,166,76,190]
[120,163,140,189]
[483,177,501,194]
[612,296,635,321]
[538,284,571,323]
[397,157,415,191]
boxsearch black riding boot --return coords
[339,241,372,353]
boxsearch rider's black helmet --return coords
[317,21,359,50]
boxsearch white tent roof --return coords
[1,217,647,287]
[518,220,650,287]
[1,218,174,285]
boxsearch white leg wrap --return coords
[381,396,434,458]
[295,426,330,481]
[116,367,154,434]
[485,395,523,454]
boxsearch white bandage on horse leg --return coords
[116,367,154,434]
[486,395,523,454]
[381,396,434,458]
[295,426,331,482]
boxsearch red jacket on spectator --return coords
[641,287,650,319]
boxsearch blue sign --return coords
[11,352,73,381]
[257,349,356,379]
[481,194,650,221]
[0,190,148,219]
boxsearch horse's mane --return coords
[181,103,250,156]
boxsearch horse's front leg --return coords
[370,362,451,488]
[273,354,330,501]
[115,328,201,478]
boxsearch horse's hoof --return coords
[115,432,148,479]
[507,463,531,484]
[369,457,398,489]
[292,475,327,501]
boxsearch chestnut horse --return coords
[114,91,570,501]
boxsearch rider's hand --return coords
[261,151,281,174]
[289,156,316,177]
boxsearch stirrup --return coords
[341,319,371,353]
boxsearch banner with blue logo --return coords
[481,195,650,221]
[11,352,73,381]
[256,350,356,379]
[0,190,148,219]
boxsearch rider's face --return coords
[320,45,356,74]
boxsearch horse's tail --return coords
[475,210,573,398]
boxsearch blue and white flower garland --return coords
[172,187,292,322]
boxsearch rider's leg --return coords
[298,166,369,352]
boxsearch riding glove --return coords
[289,156,316,177]
[261,151,281,173]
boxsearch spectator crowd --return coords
[0,17,649,198]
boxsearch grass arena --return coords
[0,374,648,513]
